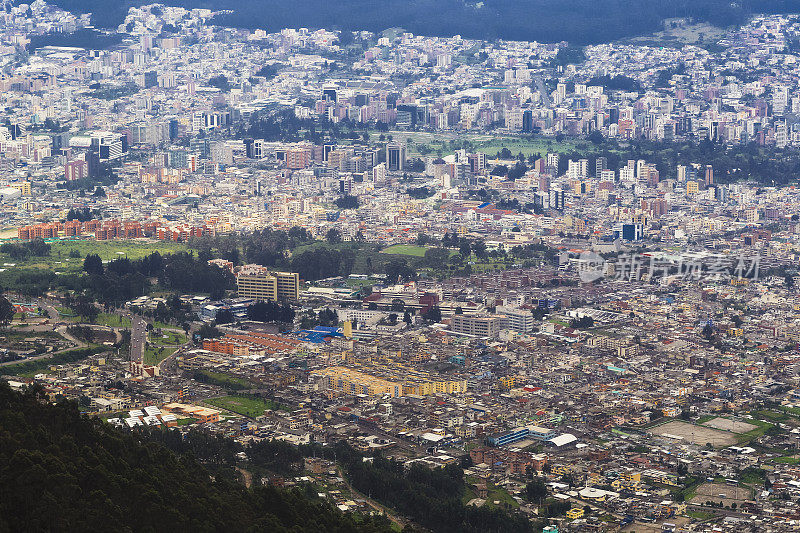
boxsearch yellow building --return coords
[686,181,699,195]
[312,366,403,397]
[10,182,31,195]
[566,508,584,520]
[236,265,299,301]
[620,470,642,490]
[498,375,519,390]
[311,364,467,398]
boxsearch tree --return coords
[198,323,222,339]
[459,240,472,257]
[215,309,235,324]
[403,310,412,325]
[385,259,415,283]
[208,74,231,92]
[525,478,548,502]
[83,254,104,276]
[701,322,714,339]
[0,296,14,328]
[423,306,442,323]
[570,316,594,329]
[247,301,295,324]
[325,228,342,244]
[471,240,487,260]
[588,130,604,145]
[335,195,359,209]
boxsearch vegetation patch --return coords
[205,395,289,417]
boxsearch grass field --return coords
[771,456,800,464]
[475,137,581,158]
[151,330,186,346]
[205,395,289,418]
[194,369,252,390]
[94,313,131,328]
[380,244,429,257]
[735,418,774,444]
[386,130,583,159]
[144,345,176,365]
[0,239,188,273]
[686,510,716,520]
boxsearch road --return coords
[130,315,147,364]
[336,466,406,529]
[0,327,87,367]
[156,340,192,373]
[534,73,552,108]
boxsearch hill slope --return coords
[0,382,394,532]
[50,0,800,45]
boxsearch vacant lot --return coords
[651,420,737,447]
[691,482,753,507]
[702,417,757,434]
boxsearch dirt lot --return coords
[690,482,753,507]
[702,417,756,434]
[650,420,737,447]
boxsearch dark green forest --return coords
[0,382,395,532]
[47,0,800,45]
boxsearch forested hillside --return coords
[0,382,394,532]
[50,0,800,45]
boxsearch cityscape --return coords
[5,1,800,532]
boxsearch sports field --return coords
[205,395,288,418]
[650,420,737,447]
[702,417,757,433]
[690,482,753,506]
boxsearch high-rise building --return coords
[386,142,406,171]
[236,265,300,302]
[451,314,503,338]
[468,152,486,173]
[285,147,310,170]
[372,162,387,184]
[676,165,687,183]
[550,187,565,210]
[64,159,87,181]
[704,165,714,187]
[648,168,660,188]
[522,109,533,133]
[595,156,607,177]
